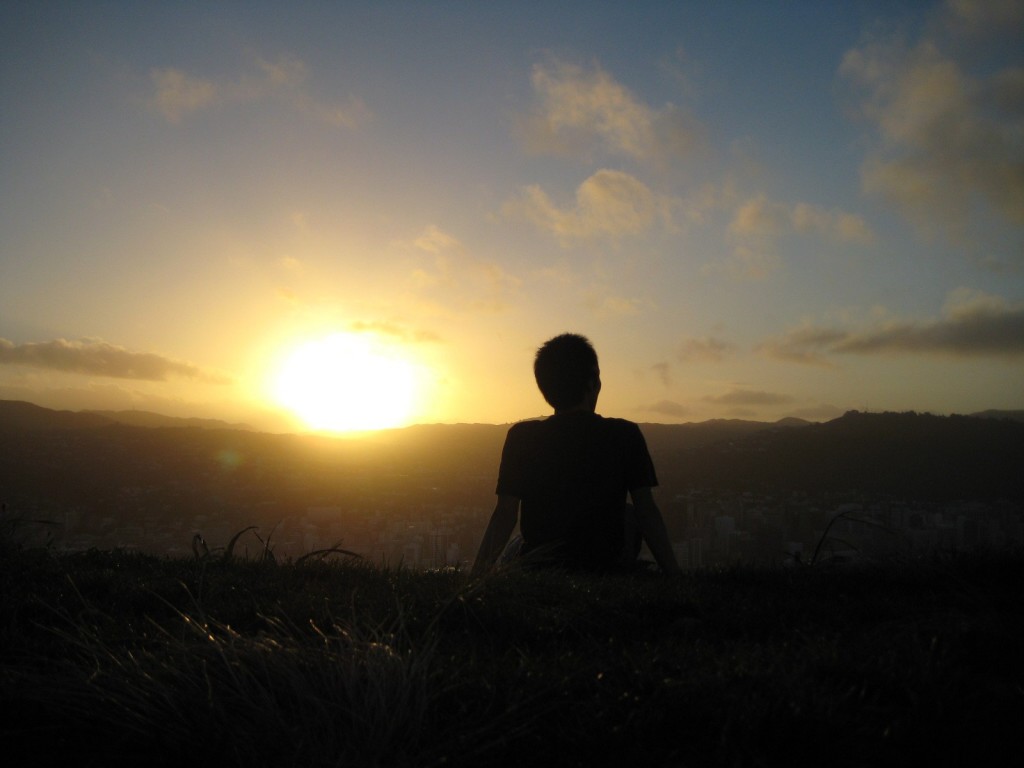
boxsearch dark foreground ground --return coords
[2,542,1022,767]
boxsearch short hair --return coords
[533,333,600,409]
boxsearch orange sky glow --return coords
[1,1,1022,433]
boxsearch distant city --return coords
[10,487,1020,571]
[2,401,1022,569]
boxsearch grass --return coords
[1,535,1022,766]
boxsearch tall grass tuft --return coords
[11,582,450,766]
[2,538,1021,766]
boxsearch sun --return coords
[273,333,420,433]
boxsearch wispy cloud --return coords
[706,245,782,281]
[150,55,370,127]
[717,195,875,279]
[519,59,704,162]
[0,339,230,383]
[946,0,1024,32]
[584,290,651,317]
[348,320,442,344]
[413,225,461,254]
[650,362,672,387]
[503,169,678,243]
[761,290,1024,363]
[676,336,735,363]
[151,69,218,122]
[758,326,848,367]
[642,399,690,418]
[406,225,521,312]
[840,3,1024,248]
[790,203,875,243]
[704,389,796,407]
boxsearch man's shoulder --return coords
[506,418,546,435]
[507,414,644,441]
[595,415,645,438]
[503,418,547,448]
[508,414,641,428]
[598,415,641,429]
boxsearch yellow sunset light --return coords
[273,333,421,433]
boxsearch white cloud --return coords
[151,69,217,122]
[504,169,678,243]
[729,196,790,239]
[715,195,874,280]
[257,55,308,88]
[730,196,874,244]
[791,203,875,244]
[840,6,1024,246]
[150,55,369,128]
[520,59,703,162]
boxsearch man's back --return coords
[471,333,679,576]
[496,411,657,569]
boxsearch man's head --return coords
[534,333,601,411]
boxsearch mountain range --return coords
[2,400,1022,504]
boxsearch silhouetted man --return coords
[473,333,680,576]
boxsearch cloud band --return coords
[0,339,229,383]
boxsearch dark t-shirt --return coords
[495,412,658,569]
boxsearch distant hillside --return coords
[969,409,1024,423]
[1,401,1021,504]
[641,417,810,453]
[659,410,1024,502]
[0,401,251,432]
[85,409,255,431]
[0,400,112,431]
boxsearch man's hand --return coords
[630,486,681,575]
[470,495,520,577]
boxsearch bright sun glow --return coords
[273,333,420,432]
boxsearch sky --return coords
[1,0,1022,433]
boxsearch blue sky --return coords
[1,0,1022,431]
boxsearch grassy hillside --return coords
[2,536,1021,766]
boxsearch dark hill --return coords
[662,410,1024,502]
[0,400,113,431]
[1,401,1021,507]
[640,416,809,453]
[84,409,254,431]
[0,401,254,432]
[969,409,1024,423]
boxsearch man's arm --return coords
[471,495,520,577]
[629,486,681,575]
